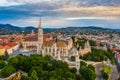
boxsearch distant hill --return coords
[113,29,120,32]
[0,24,119,35]
[65,26,109,30]
[0,24,37,35]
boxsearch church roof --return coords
[0,42,18,49]
[42,41,55,47]
[0,45,4,49]
[24,34,52,41]
[42,40,67,47]
[24,34,38,41]
[56,41,67,47]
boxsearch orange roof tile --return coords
[56,41,67,47]
[42,41,55,47]
[116,54,120,59]
[25,34,38,41]
[0,45,4,49]
[4,45,11,49]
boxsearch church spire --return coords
[39,17,42,29]
[37,17,43,54]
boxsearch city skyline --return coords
[0,0,120,28]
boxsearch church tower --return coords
[37,18,43,54]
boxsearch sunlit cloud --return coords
[0,0,24,7]
[66,17,118,20]
[57,6,120,17]
[0,0,120,28]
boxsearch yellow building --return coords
[0,49,5,56]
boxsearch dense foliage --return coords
[79,61,96,80]
[80,48,115,63]
[0,54,81,80]
[101,66,112,80]
[1,65,16,77]
[70,56,75,61]
[0,60,6,69]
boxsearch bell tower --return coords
[37,17,43,54]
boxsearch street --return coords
[95,64,103,80]
[110,64,119,80]
[95,63,119,80]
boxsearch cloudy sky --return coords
[0,0,120,28]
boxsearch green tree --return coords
[30,70,38,80]
[0,60,5,69]
[80,67,96,80]
[71,56,75,61]
[71,36,75,43]
[0,56,4,60]
[5,54,78,80]
[87,64,95,72]
[101,66,112,80]
[20,74,29,80]
[1,65,16,77]
[89,40,96,46]
[4,50,9,60]
[8,57,19,68]
[80,61,87,67]
[70,68,77,74]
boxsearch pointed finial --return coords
[38,17,42,29]
[40,17,41,25]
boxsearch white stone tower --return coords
[37,17,43,54]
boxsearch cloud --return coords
[56,6,120,17]
[0,0,120,28]
[0,3,120,19]
[0,0,24,7]
[8,0,53,3]
[66,17,118,20]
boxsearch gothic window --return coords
[49,49,51,52]
[46,48,47,52]
[53,49,55,52]
[53,53,54,56]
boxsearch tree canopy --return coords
[0,54,81,80]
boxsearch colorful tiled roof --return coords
[25,34,38,41]
[42,41,55,47]
[56,41,67,47]
[0,45,4,49]
[116,54,120,59]
[24,34,52,41]
[42,40,67,47]
[0,42,18,49]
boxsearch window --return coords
[53,49,55,52]
[46,48,47,52]
[49,49,51,52]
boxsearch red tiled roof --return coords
[112,48,120,52]
[25,34,38,41]
[24,34,52,41]
[0,42,18,49]
[0,45,4,49]
[4,45,11,49]
[116,54,120,59]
